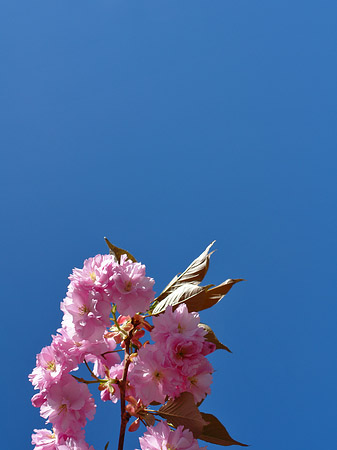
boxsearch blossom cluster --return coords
[30,252,215,450]
[129,304,215,405]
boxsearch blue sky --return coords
[1,1,336,449]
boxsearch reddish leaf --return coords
[104,237,137,263]
[183,279,244,312]
[154,279,243,315]
[152,284,208,315]
[199,323,232,353]
[157,392,208,437]
[154,241,216,304]
[199,413,248,447]
[140,412,155,426]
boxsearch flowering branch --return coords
[29,241,246,450]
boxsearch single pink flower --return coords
[40,374,95,437]
[129,346,183,405]
[51,328,108,372]
[32,428,57,450]
[151,304,205,344]
[61,287,111,341]
[29,345,65,391]
[111,255,155,316]
[138,421,207,450]
[32,429,95,450]
[182,358,213,403]
[165,335,204,367]
[69,254,117,296]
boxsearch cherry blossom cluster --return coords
[30,252,216,450]
[128,304,215,406]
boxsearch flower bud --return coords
[125,404,136,416]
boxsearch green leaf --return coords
[104,237,137,263]
[104,442,109,450]
[199,413,248,447]
[154,241,216,303]
[157,392,208,437]
[198,323,232,353]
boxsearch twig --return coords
[72,375,101,384]
[84,358,101,380]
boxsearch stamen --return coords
[46,361,56,371]
[153,371,162,381]
[79,305,90,315]
[189,376,198,386]
[124,280,132,292]
[90,272,97,282]
[58,404,67,415]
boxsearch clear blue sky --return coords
[1,1,336,449]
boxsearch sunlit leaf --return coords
[104,237,137,263]
[157,392,208,437]
[183,279,244,312]
[199,323,232,353]
[152,284,209,315]
[153,279,243,315]
[199,413,248,446]
[155,241,216,303]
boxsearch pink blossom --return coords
[29,345,65,391]
[100,362,136,403]
[69,254,117,297]
[32,391,47,408]
[32,429,57,450]
[58,437,95,450]
[51,328,107,371]
[201,341,216,356]
[40,374,95,436]
[99,362,123,403]
[111,255,155,316]
[165,335,205,367]
[129,346,183,405]
[85,337,120,378]
[32,429,95,450]
[186,371,213,403]
[151,305,205,345]
[61,287,111,341]
[138,421,207,450]
[147,304,215,402]
[181,358,213,403]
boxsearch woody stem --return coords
[117,338,132,450]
